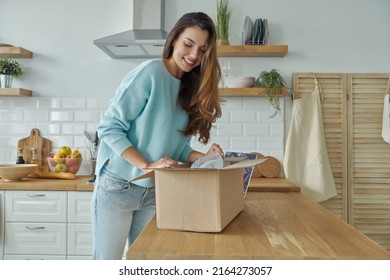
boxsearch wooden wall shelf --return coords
[0,46,33,58]
[219,87,288,96]
[0,88,32,96]
[217,45,288,57]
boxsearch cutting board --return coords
[17,128,52,172]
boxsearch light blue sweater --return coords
[95,59,194,187]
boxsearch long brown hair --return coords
[163,12,222,144]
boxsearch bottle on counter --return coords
[31,148,39,164]
[16,148,25,164]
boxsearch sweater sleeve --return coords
[97,68,150,157]
[178,137,194,163]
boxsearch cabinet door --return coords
[4,254,66,260]
[5,191,67,222]
[0,191,4,260]
[68,191,92,223]
[292,72,390,251]
[67,223,92,256]
[348,73,390,250]
[4,222,66,255]
[292,73,348,220]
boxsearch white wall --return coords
[1,0,389,175]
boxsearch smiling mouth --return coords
[184,57,195,66]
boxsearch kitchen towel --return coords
[283,77,337,202]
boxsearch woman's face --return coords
[167,26,209,79]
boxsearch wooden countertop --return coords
[0,177,293,192]
[126,192,390,260]
[249,178,300,192]
[0,175,94,191]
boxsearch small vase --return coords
[216,39,230,45]
[0,74,13,88]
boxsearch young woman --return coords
[92,12,223,259]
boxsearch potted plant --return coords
[0,57,23,88]
[256,69,287,118]
[216,0,231,45]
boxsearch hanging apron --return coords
[381,76,390,144]
[283,76,337,202]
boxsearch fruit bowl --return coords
[0,164,38,182]
[47,157,82,174]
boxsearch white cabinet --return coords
[4,191,67,259]
[0,191,4,260]
[2,190,93,260]
[5,191,67,222]
[67,191,92,259]
[4,223,67,255]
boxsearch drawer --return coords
[4,222,66,255]
[67,223,92,256]
[5,191,67,222]
[68,191,92,223]
[4,254,66,260]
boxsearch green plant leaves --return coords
[256,69,286,118]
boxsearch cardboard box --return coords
[133,159,266,232]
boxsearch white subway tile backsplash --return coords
[231,110,256,123]
[10,123,37,134]
[243,97,266,109]
[49,136,75,147]
[87,97,111,109]
[258,137,284,150]
[0,98,13,109]
[0,123,11,134]
[0,96,286,171]
[50,110,73,122]
[62,123,86,135]
[244,124,270,136]
[74,110,100,122]
[62,97,87,109]
[231,137,257,150]
[0,110,24,121]
[217,124,243,136]
[37,123,61,135]
[222,97,243,109]
[37,97,61,109]
[0,148,15,163]
[270,123,284,136]
[24,110,49,122]
[12,98,39,109]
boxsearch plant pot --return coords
[216,39,230,45]
[0,74,13,88]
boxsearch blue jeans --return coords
[91,165,155,260]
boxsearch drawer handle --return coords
[26,194,46,197]
[26,226,45,230]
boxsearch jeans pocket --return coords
[98,168,130,194]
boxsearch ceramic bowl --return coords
[47,157,82,174]
[235,76,256,88]
[0,164,38,182]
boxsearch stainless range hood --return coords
[94,0,167,59]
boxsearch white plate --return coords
[251,19,259,44]
[252,18,263,45]
[263,18,269,44]
[242,16,253,44]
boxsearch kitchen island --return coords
[127,190,390,260]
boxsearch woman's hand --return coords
[206,143,224,158]
[144,157,179,170]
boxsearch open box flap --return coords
[223,158,268,169]
[129,158,268,182]
[129,170,155,183]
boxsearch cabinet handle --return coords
[26,226,45,230]
[26,194,46,197]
